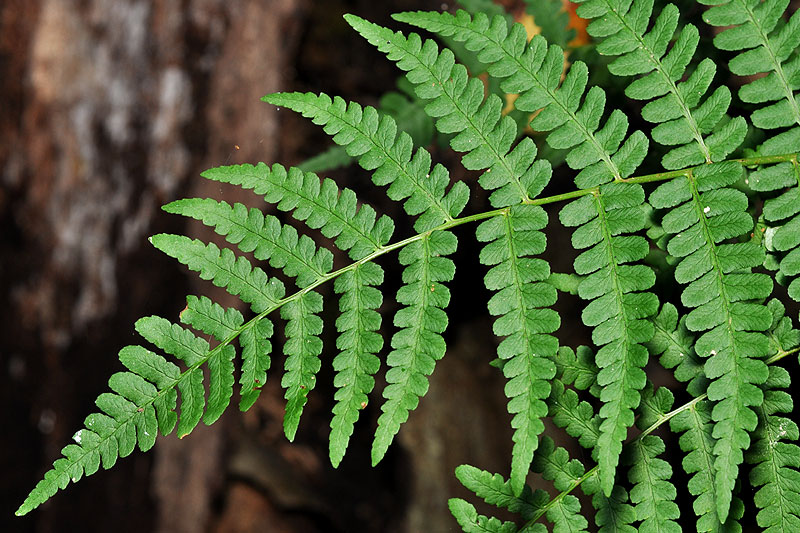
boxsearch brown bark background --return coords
[1,1,522,532]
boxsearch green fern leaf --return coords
[549,380,600,450]
[748,365,800,531]
[670,400,744,532]
[16,316,220,515]
[449,498,520,533]
[238,317,273,411]
[135,316,210,437]
[280,291,324,441]
[455,464,547,522]
[534,437,633,532]
[149,234,285,313]
[751,160,800,301]
[574,0,747,169]
[699,0,800,155]
[117,346,179,436]
[178,296,240,424]
[345,14,550,207]
[263,92,468,231]
[330,262,384,467]
[392,9,648,188]
[200,163,394,260]
[651,161,772,521]
[560,182,656,496]
[180,295,243,341]
[163,198,332,288]
[627,435,681,532]
[555,345,600,394]
[372,230,456,464]
[477,204,559,493]
[647,303,707,397]
[765,299,800,356]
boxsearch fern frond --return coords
[574,0,747,169]
[670,400,744,532]
[280,292,324,441]
[751,159,800,301]
[330,262,383,467]
[200,163,394,260]
[647,302,707,396]
[560,182,656,495]
[651,161,772,521]
[372,230,456,464]
[747,365,800,531]
[477,204,559,493]
[700,0,800,156]
[393,10,648,188]
[149,234,285,313]
[264,92,468,231]
[345,14,551,207]
[163,198,333,288]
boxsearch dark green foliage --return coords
[18,2,800,532]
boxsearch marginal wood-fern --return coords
[17,1,800,531]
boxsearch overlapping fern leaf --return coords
[699,0,800,303]
[574,0,747,169]
[263,89,469,463]
[560,182,656,496]
[650,161,773,521]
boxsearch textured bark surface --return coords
[2,1,521,532]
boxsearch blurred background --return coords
[0,1,552,531]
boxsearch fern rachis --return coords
[17,2,800,532]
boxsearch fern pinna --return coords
[17,1,800,531]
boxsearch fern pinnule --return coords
[238,316,274,411]
[476,203,559,494]
[448,498,520,533]
[560,182,657,496]
[263,92,469,231]
[200,163,395,260]
[372,230,456,464]
[626,385,681,532]
[574,0,747,169]
[651,161,772,522]
[393,9,649,188]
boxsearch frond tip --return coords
[16,316,228,515]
